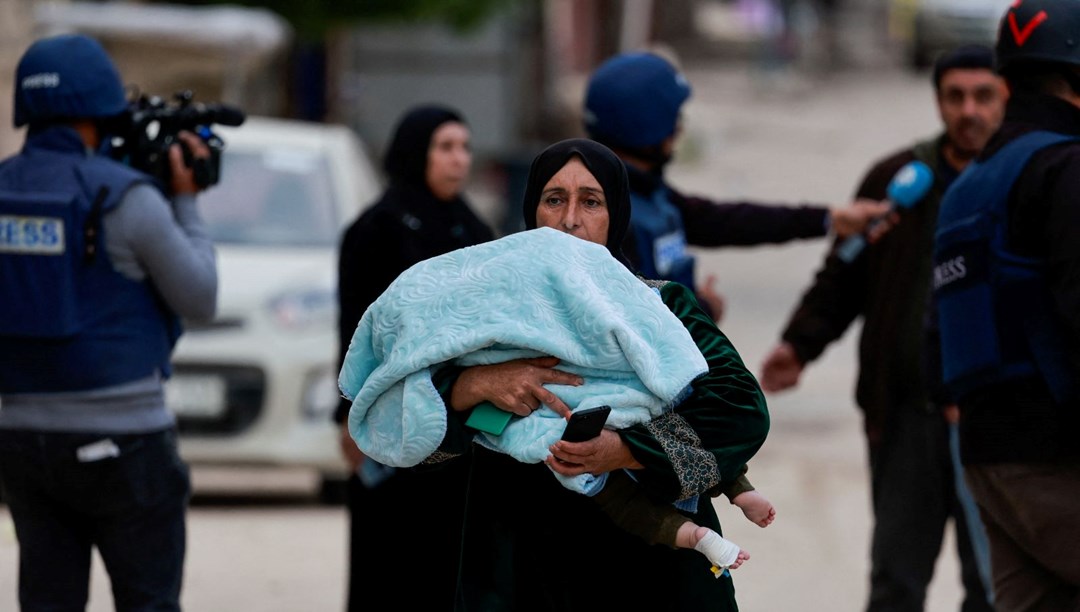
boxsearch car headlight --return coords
[267,288,336,330]
[302,366,341,422]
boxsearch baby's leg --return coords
[593,470,686,547]
[732,490,776,528]
[675,523,749,574]
[595,471,749,576]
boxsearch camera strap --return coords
[83,186,109,263]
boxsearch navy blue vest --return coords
[0,126,180,393]
[933,130,1079,402]
[629,186,696,289]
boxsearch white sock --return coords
[693,530,740,568]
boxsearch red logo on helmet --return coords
[1008,8,1049,46]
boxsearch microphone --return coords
[204,103,247,127]
[835,160,934,263]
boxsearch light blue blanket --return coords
[339,227,708,494]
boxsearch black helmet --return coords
[996,0,1080,74]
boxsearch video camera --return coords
[105,89,246,191]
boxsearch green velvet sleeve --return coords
[427,363,477,459]
[719,464,755,502]
[619,281,770,504]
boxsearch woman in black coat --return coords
[335,105,494,611]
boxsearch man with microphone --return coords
[760,45,1005,612]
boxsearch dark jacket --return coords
[778,135,955,439]
[954,93,1080,465]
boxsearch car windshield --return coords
[197,148,340,247]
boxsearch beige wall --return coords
[0,1,290,158]
[0,0,33,157]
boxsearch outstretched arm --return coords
[757,155,906,389]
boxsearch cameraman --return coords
[0,34,217,611]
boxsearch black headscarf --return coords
[521,138,632,267]
[383,105,465,189]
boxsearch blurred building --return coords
[0,0,291,159]
[31,1,292,115]
[0,0,727,228]
[0,0,34,157]
[329,0,698,232]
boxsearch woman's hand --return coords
[545,429,643,476]
[450,356,581,418]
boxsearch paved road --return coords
[1,61,972,611]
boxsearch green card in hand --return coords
[465,401,514,436]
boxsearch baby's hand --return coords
[732,490,776,528]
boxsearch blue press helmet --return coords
[13,34,128,128]
[583,52,692,150]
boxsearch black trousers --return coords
[0,428,189,612]
[866,404,993,612]
[343,458,470,612]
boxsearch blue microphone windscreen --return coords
[886,161,934,209]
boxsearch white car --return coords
[166,116,381,497]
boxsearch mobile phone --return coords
[560,405,612,442]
